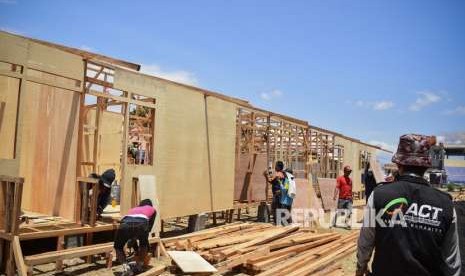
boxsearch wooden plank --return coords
[168,251,217,273]
[12,236,26,276]
[0,76,20,159]
[162,222,250,245]
[285,242,356,276]
[18,223,117,241]
[220,226,299,257]
[24,243,113,266]
[138,175,160,237]
[215,246,270,273]
[137,264,166,276]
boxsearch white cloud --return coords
[440,132,465,145]
[368,140,396,152]
[444,106,465,116]
[409,91,441,111]
[259,89,283,101]
[373,101,394,111]
[140,64,198,86]
[80,45,96,52]
[0,26,23,35]
[350,99,394,111]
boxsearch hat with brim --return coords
[391,134,433,167]
[101,169,116,188]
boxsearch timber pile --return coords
[162,222,358,275]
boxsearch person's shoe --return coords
[129,263,144,274]
[122,264,134,276]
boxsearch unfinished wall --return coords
[80,108,124,179]
[114,69,236,219]
[0,31,84,220]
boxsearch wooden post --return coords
[212,212,217,225]
[55,236,64,272]
[0,176,24,276]
[81,182,89,225]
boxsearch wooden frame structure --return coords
[0,30,390,225]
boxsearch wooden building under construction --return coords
[0,31,388,222]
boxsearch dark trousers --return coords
[114,217,149,250]
[271,194,281,225]
[97,186,111,216]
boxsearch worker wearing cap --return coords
[356,134,461,276]
[332,165,353,229]
[90,168,116,219]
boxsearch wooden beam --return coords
[12,236,26,276]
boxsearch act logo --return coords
[383,197,408,217]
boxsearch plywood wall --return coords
[206,96,236,211]
[115,69,237,219]
[334,136,377,192]
[0,76,20,159]
[19,81,80,219]
[0,31,84,220]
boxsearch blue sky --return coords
[1,0,465,157]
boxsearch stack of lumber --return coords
[162,222,358,275]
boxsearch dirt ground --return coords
[28,205,365,276]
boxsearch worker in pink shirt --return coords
[114,199,156,276]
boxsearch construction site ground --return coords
[25,204,366,276]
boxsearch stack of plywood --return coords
[162,222,357,275]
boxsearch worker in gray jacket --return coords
[356,134,461,276]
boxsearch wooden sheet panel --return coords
[250,153,268,201]
[206,96,236,211]
[234,153,248,201]
[28,41,83,81]
[291,178,312,224]
[153,85,211,218]
[234,153,267,202]
[19,81,79,220]
[138,175,161,236]
[0,76,20,159]
[318,178,337,211]
[167,251,217,273]
[371,158,385,184]
[80,109,123,178]
[0,31,28,65]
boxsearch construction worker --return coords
[332,165,353,229]
[265,161,285,225]
[280,168,296,225]
[356,134,461,276]
[114,199,156,276]
[364,162,377,203]
[89,168,116,219]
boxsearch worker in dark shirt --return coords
[89,169,116,219]
[265,161,286,225]
[364,162,377,203]
[357,134,461,276]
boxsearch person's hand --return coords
[333,195,337,201]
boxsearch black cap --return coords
[101,169,116,187]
